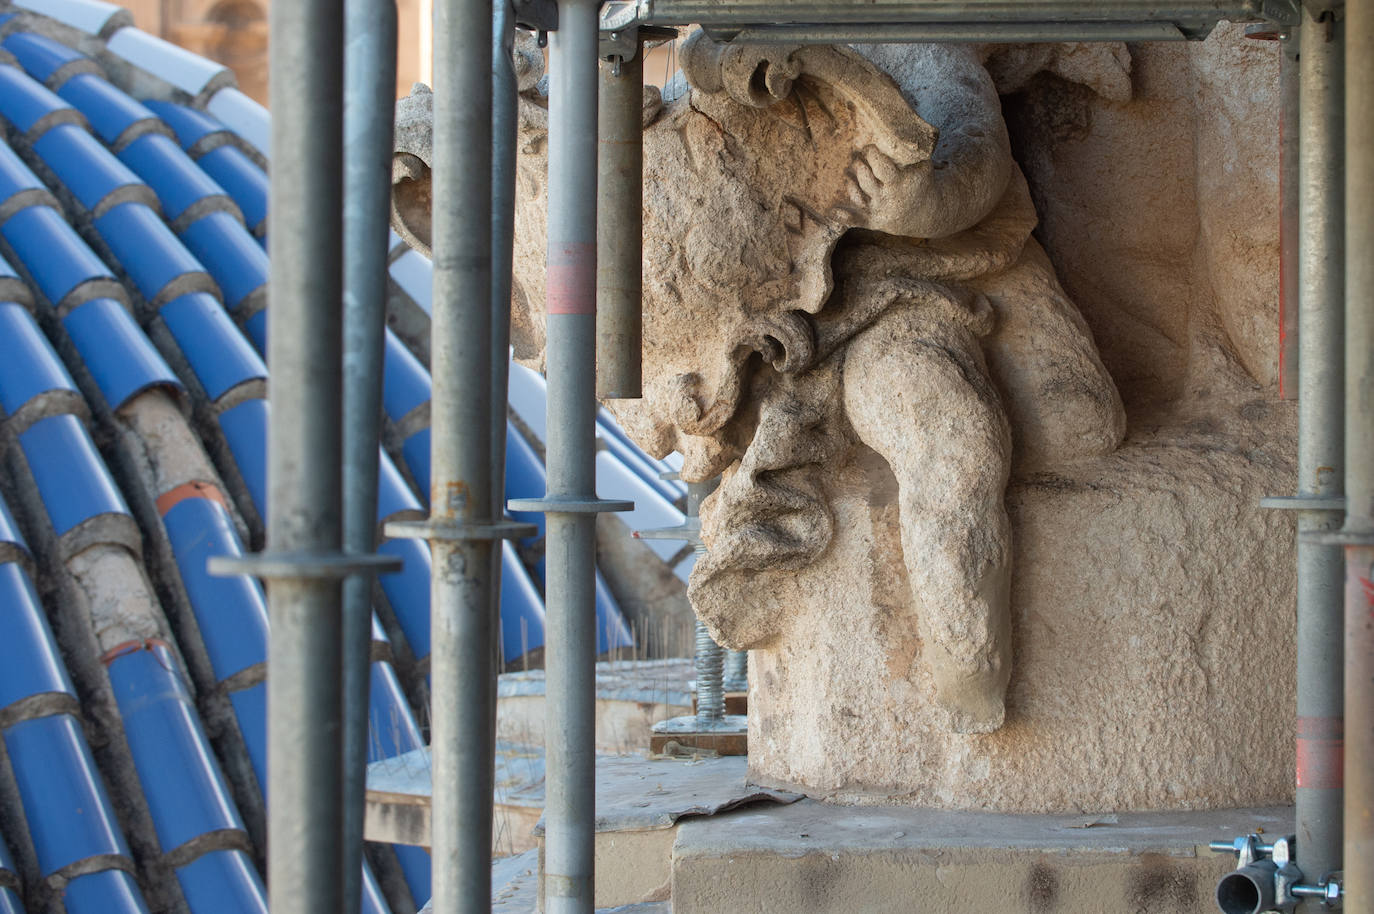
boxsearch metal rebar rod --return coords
[545,3,601,909]
[1278,26,1300,400]
[340,1,398,910]
[266,0,346,910]
[1344,0,1374,904]
[433,0,497,907]
[596,46,643,399]
[1294,6,1346,901]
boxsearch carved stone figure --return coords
[395,30,1299,812]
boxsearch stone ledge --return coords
[671,800,1294,914]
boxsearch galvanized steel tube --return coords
[1345,0,1374,904]
[265,0,345,909]
[491,0,518,681]
[431,0,497,910]
[340,1,398,910]
[545,2,601,909]
[1295,7,1346,900]
[492,0,517,522]
[596,48,643,399]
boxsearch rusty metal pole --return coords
[596,40,643,399]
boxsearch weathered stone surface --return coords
[747,397,1295,811]
[395,26,1294,812]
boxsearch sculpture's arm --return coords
[847,43,1013,238]
[842,306,1012,733]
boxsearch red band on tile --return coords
[101,638,174,666]
[546,243,595,315]
[156,480,230,516]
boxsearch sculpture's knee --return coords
[976,239,1126,470]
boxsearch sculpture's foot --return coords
[926,650,1008,734]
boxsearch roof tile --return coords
[62,296,181,410]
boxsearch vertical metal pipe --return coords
[545,3,601,909]
[490,0,518,672]
[341,0,398,910]
[265,0,345,910]
[432,0,496,909]
[596,46,643,399]
[1344,0,1374,904]
[492,0,517,524]
[1294,8,1346,901]
[1279,27,1301,400]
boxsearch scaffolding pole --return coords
[510,2,633,909]
[340,0,398,909]
[209,0,399,910]
[1340,0,1374,905]
[1292,4,1346,902]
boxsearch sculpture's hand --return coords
[848,144,934,228]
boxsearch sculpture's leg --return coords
[842,307,1012,733]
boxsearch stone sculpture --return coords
[395,30,1299,812]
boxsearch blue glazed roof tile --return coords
[0,63,77,134]
[225,683,266,786]
[3,713,133,876]
[1,203,118,308]
[0,301,79,417]
[94,201,207,303]
[60,868,149,914]
[177,210,266,310]
[31,122,146,213]
[0,141,48,208]
[104,27,228,97]
[58,72,157,146]
[106,643,248,850]
[141,99,225,151]
[157,291,265,403]
[382,328,431,422]
[2,31,89,86]
[377,449,422,523]
[118,132,230,222]
[19,413,131,537]
[203,88,268,158]
[0,562,77,709]
[161,497,268,682]
[242,305,267,351]
[216,397,267,514]
[195,144,266,233]
[62,296,181,411]
[11,0,129,37]
[174,850,268,914]
[0,494,28,558]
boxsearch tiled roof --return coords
[0,2,689,912]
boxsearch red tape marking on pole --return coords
[547,243,595,315]
[1297,715,1345,789]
